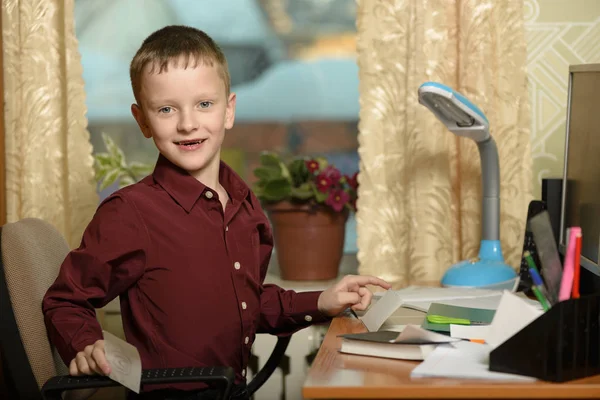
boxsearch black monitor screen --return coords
[560,65,600,269]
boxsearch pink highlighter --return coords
[559,227,581,301]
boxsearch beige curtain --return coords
[356,0,532,288]
[2,0,98,247]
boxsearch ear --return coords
[131,104,152,139]
[224,92,236,130]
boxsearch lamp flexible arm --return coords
[476,136,500,241]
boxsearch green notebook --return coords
[421,303,496,333]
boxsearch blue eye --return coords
[199,101,212,109]
[159,107,172,114]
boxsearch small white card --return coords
[450,324,490,341]
[359,289,404,331]
[103,330,142,394]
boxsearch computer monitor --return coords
[559,63,600,279]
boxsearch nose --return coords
[177,109,199,133]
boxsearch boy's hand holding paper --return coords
[103,330,142,394]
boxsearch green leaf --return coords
[288,158,309,186]
[95,153,115,168]
[254,166,282,181]
[94,166,108,180]
[315,156,328,169]
[261,178,292,201]
[315,190,328,203]
[279,161,291,180]
[119,175,136,188]
[98,168,123,191]
[102,133,126,167]
[291,182,313,200]
[128,161,153,179]
[253,185,264,197]
[259,152,281,168]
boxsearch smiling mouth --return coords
[174,139,206,146]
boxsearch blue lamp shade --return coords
[441,240,518,289]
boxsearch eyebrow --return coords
[146,94,220,108]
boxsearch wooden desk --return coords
[303,313,600,399]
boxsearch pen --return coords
[559,227,580,301]
[524,251,551,311]
[468,338,485,344]
[572,232,582,299]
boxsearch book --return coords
[338,325,458,361]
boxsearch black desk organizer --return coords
[489,292,600,382]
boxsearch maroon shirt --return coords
[42,154,329,388]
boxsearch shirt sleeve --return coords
[42,193,148,365]
[255,215,332,335]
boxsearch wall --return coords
[525,0,600,197]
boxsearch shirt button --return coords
[241,301,247,310]
[234,261,241,270]
[205,191,213,199]
[304,315,313,322]
[225,226,229,232]
[242,369,246,377]
[245,336,249,344]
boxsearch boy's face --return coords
[131,59,235,181]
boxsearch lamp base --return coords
[441,240,518,288]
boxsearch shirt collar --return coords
[152,154,250,212]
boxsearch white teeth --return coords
[176,139,206,145]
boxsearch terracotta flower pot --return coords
[266,201,349,281]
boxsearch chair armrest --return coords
[41,366,235,400]
[247,335,291,396]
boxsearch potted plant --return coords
[94,133,153,190]
[253,152,358,281]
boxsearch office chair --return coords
[0,218,290,400]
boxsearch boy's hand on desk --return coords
[69,339,111,376]
[317,275,391,317]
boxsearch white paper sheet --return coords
[363,288,504,331]
[103,330,142,394]
[363,287,543,333]
[410,341,536,381]
[401,291,543,313]
[360,289,404,331]
[393,324,460,343]
[449,324,490,341]
[483,291,544,349]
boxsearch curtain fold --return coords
[356,0,532,288]
[2,0,98,247]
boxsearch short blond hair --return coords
[130,25,231,105]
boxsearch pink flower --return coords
[346,172,358,190]
[305,159,320,173]
[322,165,341,185]
[316,175,332,193]
[325,189,350,212]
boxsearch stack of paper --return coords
[339,325,459,361]
[363,287,543,332]
[357,288,545,381]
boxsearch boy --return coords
[42,25,390,399]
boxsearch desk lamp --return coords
[417,82,517,288]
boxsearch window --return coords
[75,0,359,253]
